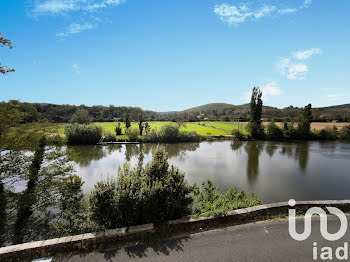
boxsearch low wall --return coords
[1,200,350,261]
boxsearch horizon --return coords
[1,0,350,111]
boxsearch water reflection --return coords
[244,142,263,185]
[70,141,350,203]
[294,142,310,171]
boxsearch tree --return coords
[70,109,92,124]
[144,122,151,135]
[298,104,313,138]
[0,32,15,75]
[13,136,46,244]
[124,113,131,129]
[115,123,122,136]
[247,87,264,139]
[138,113,144,135]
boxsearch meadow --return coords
[54,121,350,139]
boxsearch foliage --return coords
[64,124,102,145]
[126,127,139,141]
[339,126,350,140]
[0,32,15,75]
[144,122,151,135]
[103,131,117,142]
[193,180,262,218]
[248,87,265,139]
[89,147,194,228]
[317,126,338,140]
[231,129,247,141]
[266,122,284,140]
[0,182,7,246]
[124,113,131,129]
[89,179,119,229]
[143,123,201,143]
[50,175,97,237]
[298,104,313,139]
[70,109,92,124]
[138,113,144,135]
[115,123,122,135]
[13,136,46,244]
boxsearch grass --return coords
[49,121,350,139]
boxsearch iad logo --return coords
[288,199,348,260]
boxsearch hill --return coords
[321,104,350,109]
[183,103,236,113]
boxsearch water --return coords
[69,141,350,204]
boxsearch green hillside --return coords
[183,103,236,113]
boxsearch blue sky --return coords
[0,0,349,111]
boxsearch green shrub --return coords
[115,123,122,136]
[231,129,247,141]
[89,147,193,228]
[266,122,284,140]
[103,131,117,142]
[126,127,139,141]
[246,122,265,139]
[46,134,66,146]
[317,126,338,140]
[339,126,350,140]
[143,123,200,143]
[89,179,119,229]
[193,180,261,218]
[64,124,102,145]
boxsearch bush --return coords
[89,147,193,228]
[193,180,261,218]
[143,124,200,143]
[126,127,139,141]
[246,122,265,139]
[231,129,247,141]
[64,124,102,145]
[46,134,66,146]
[115,123,122,136]
[89,179,119,229]
[266,122,284,140]
[103,131,117,142]
[317,126,338,140]
[339,126,350,140]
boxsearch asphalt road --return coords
[55,215,350,262]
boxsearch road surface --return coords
[54,215,350,262]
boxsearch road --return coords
[55,215,350,262]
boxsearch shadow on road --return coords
[101,235,191,261]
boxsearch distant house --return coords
[332,120,339,123]
[113,117,122,121]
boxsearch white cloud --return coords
[57,22,95,37]
[214,0,312,25]
[303,0,312,8]
[241,82,282,102]
[287,64,308,80]
[32,0,125,37]
[293,48,321,60]
[261,82,282,97]
[33,0,125,15]
[240,91,252,103]
[277,48,321,80]
[72,64,80,75]
[327,94,344,101]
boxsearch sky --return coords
[0,0,349,112]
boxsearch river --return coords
[68,141,350,203]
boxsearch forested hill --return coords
[2,100,350,123]
[322,104,350,109]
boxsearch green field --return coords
[54,121,246,138]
